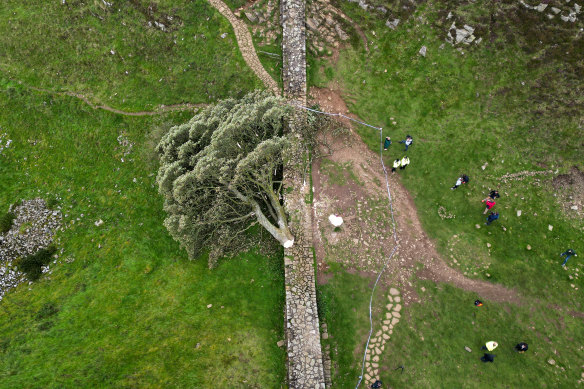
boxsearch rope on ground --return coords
[290,103,400,389]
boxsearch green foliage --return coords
[0,84,285,387]
[16,246,57,281]
[0,211,16,233]
[157,91,292,265]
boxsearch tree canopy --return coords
[156,91,294,266]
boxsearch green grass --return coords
[320,2,583,302]
[0,83,285,387]
[313,0,584,386]
[318,264,377,388]
[0,0,262,110]
[382,281,584,388]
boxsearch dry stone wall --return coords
[281,0,326,387]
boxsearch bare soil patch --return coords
[309,87,521,306]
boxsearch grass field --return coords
[0,83,286,387]
[314,0,584,386]
[0,0,262,111]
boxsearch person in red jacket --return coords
[482,197,496,214]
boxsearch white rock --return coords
[95,219,104,226]
[418,46,427,57]
[283,239,294,248]
[571,205,578,210]
[517,210,522,217]
[549,225,553,231]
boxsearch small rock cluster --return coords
[520,0,582,22]
[238,0,279,44]
[306,2,350,54]
[446,20,481,46]
[0,198,62,301]
[364,288,402,385]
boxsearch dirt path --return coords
[206,0,280,94]
[25,84,205,116]
[309,87,521,306]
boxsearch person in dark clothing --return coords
[481,353,496,363]
[515,343,528,353]
[560,249,577,266]
[451,174,469,190]
[474,300,483,307]
[489,190,500,199]
[371,380,383,388]
[384,137,391,150]
[399,135,413,151]
[485,211,499,225]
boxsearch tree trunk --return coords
[229,186,294,247]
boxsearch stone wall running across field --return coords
[281,0,326,387]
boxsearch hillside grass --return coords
[0,83,285,387]
[0,0,262,111]
[313,0,584,387]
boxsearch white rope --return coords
[291,103,400,388]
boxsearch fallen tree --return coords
[156,91,294,266]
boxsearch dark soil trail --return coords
[309,87,521,306]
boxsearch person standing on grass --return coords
[482,196,496,214]
[480,353,496,363]
[560,249,577,266]
[399,135,413,151]
[400,156,410,170]
[485,211,499,225]
[489,190,500,199]
[515,342,528,353]
[451,174,469,190]
[384,137,392,150]
[392,158,401,173]
[481,341,498,351]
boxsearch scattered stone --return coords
[245,11,258,23]
[392,311,401,318]
[390,288,399,296]
[548,359,556,365]
[465,346,472,352]
[394,296,401,303]
[549,225,553,231]
[475,224,481,229]
[322,332,329,339]
[487,243,492,248]
[277,340,286,347]
[207,304,212,308]
[220,33,228,39]
[571,205,578,210]
[418,45,427,57]
[386,304,393,310]
[95,219,104,226]
[385,18,400,30]
[527,245,532,250]
[394,304,402,312]
[517,210,522,217]
[536,3,548,12]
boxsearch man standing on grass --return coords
[560,249,577,266]
[392,158,401,173]
[400,156,410,170]
[384,136,392,150]
[485,211,499,225]
[399,135,413,151]
[451,174,469,190]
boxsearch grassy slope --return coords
[0,86,285,387]
[0,0,262,111]
[314,0,584,387]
